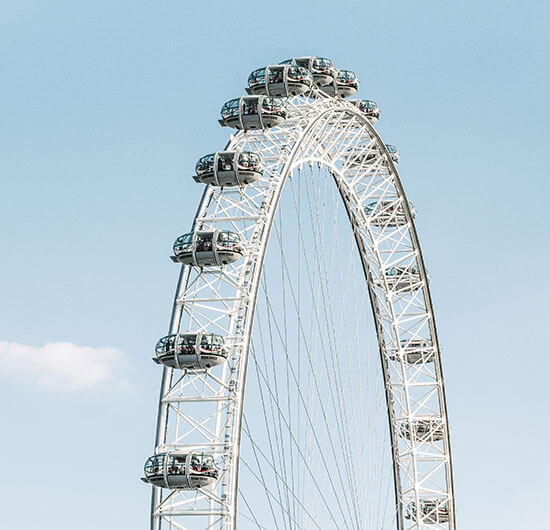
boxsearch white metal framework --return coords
[147,60,455,530]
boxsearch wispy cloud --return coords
[0,341,131,392]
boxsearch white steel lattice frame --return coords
[150,89,456,530]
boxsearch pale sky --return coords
[1,1,549,529]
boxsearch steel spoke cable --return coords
[242,414,323,530]
[276,206,297,529]
[307,164,363,527]
[239,458,306,530]
[300,166,364,524]
[264,219,356,529]
[248,339,343,529]
[240,340,282,530]
[258,273,352,528]
[253,301,292,529]
[305,162,392,528]
[238,490,267,529]
[261,272,294,529]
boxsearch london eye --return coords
[143,56,456,530]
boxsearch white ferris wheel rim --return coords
[148,81,456,530]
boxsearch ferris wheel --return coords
[142,57,456,530]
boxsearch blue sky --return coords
[1,1,549,528]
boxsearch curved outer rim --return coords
[150,94,455,530]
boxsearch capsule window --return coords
[217,231,239,247]
[249,68,266,86]
[295,58,310,69]
[175,234,193,253]
[262,96,283,112]
[237,152,259,169]
[221,99,240,119]
[180,335,196,348]
[196,234,213,252]
[268,66,285,83]
[145,454,165,475]
[338,70,357,83]
[156,336,175,353]
[168,455,186,475]
[242,99,258,115]
[196,154,215,175]
[200,333,225,351]
[191,454,214,471]
[286,66,300,81]
[218,153,234,172]
[312,57,333,71]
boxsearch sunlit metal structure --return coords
[145,55,455,530]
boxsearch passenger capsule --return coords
[350,99,381,124]
[280,56,335,86]
[193,151,263,186]
[219,96,286,131]
[365,200,415,227]
[171,230,243,267]
[142,452,218,489]
[320,70,359,98]
[154,332,228,369]
[390,338,435,364]
[406,499,449,524]
[382,265,421,292]
[247,65,313,97]
[385,144,400,164]
[399,418,444,442]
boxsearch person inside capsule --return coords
[218,153,233,172]
[237,152,261,171]
[217,231,240,249]
[261,96,285,115]
[242,99,258,116]
[196,233,213,252]
[337,70,358,86]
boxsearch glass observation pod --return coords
[349,99,381,124]
[385,144,400,164]
[382,265,421,292]
[219,96,286,131]
[390,338,435,364]
[193,151,263,186]
[280,56,335,86]
[399,418,445,442]
[406,499,450,524]
[247,65,313,97]
[142,452,218,489]
[320,70,359,98]
[365,200,416,228]
[154,332,228,369]
[171,230,243,267]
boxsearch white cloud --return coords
[0,341,131,392]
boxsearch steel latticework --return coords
[145,58,455,530]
